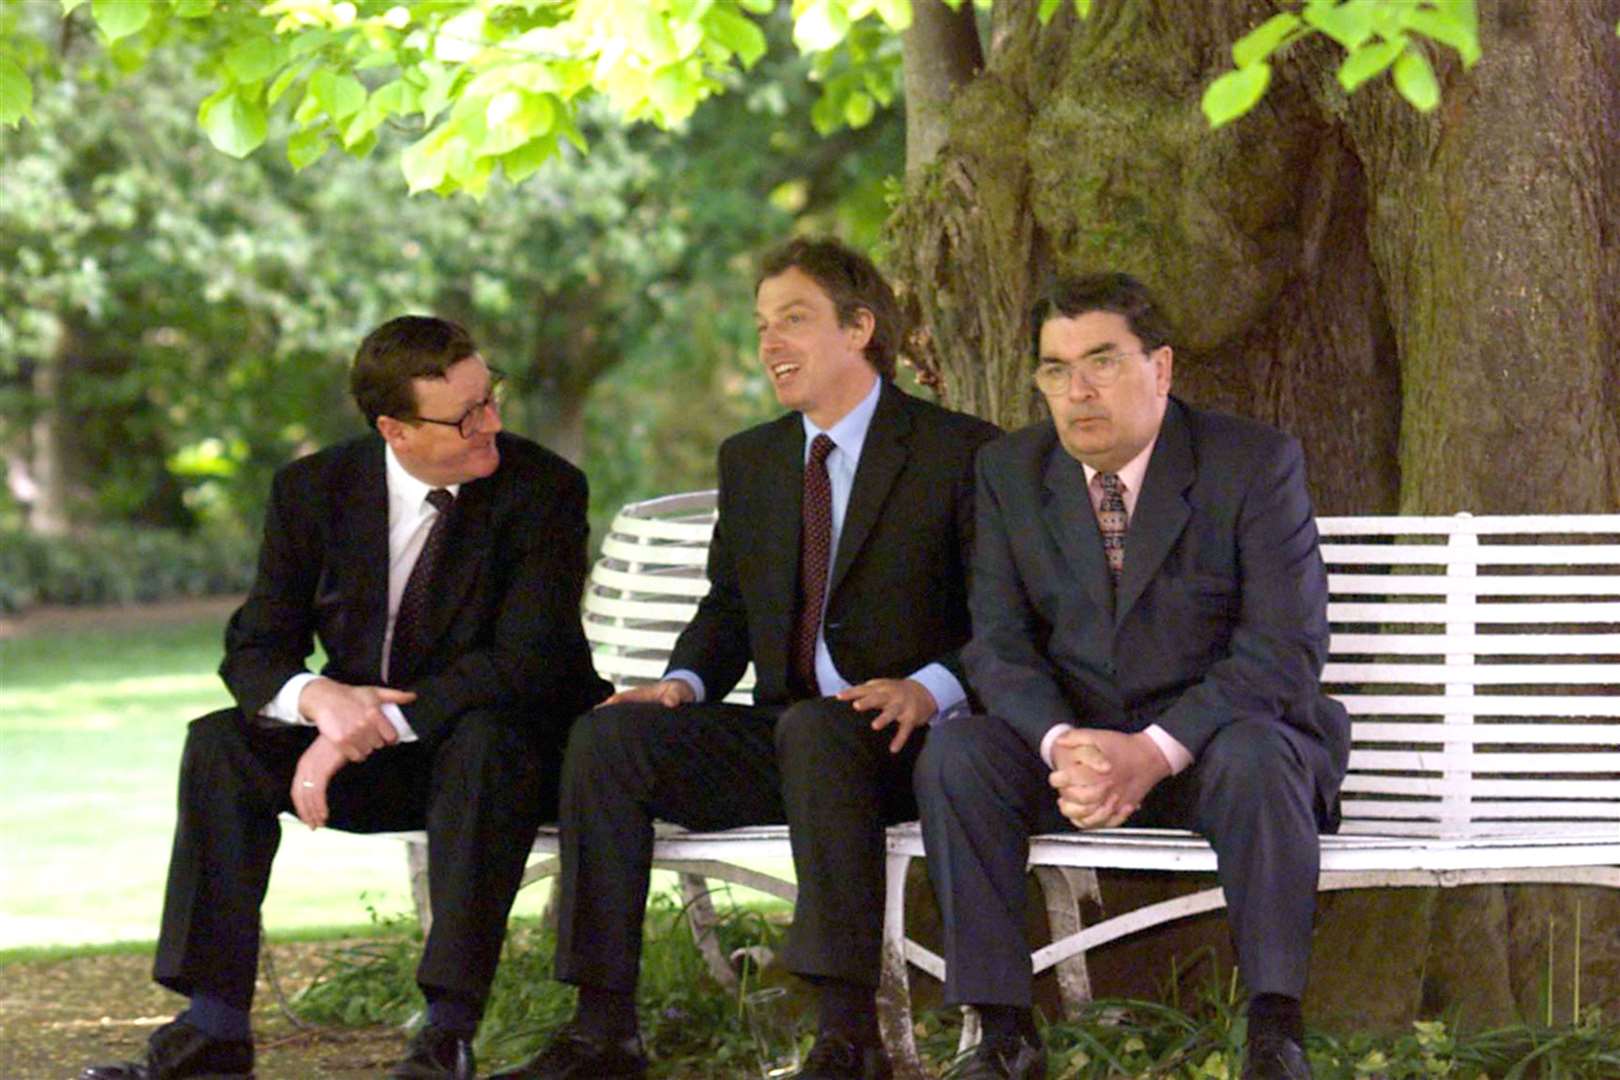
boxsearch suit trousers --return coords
[554,697,924,993]
[152,707,558,1011]
[915,714,1337,1006]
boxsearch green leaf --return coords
[91,0,151,42]
[843,88,875,128]
[737,0,773,12]
[197,86,269,158]
[267,62,304,106]
[1037,0,1063,23]
[172,0,215,16]
[60,0,90,14]
[1232,12,1300,68]
[872,0,912,30]
[1303,0,1374,50]
[1404,7,1481,66]
[226,38,284,84]
[401,129,450,193]
[1336,37,1404,93]
[0,56,34,127]
[1200,62,1271,128]
[793,0,849,53]
[286,126,328,169]
[309,68,366,121]
[705,6,767,67]
[1074,0,1093,17]
[500,134,557,184]
[1391,46,1439,111]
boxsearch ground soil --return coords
[0,941,404,1080]
[0,595,244,640]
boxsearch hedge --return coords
[0,525,259,615]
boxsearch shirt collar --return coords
[802,375,883,461]
[385,444,460,516]
[1081,432,1159,498]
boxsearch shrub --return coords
[0,524,258,614]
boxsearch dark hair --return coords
[1029,273,1174,361]
[350,316,479,425]
[757,237,902,379]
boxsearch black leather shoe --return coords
[389,1024,475,1079]
[80,1017,254,1079]
[795,1031,893,1078]
[487,1022,648,1079]
[1243,1031,1313,1080]
[943,1033,1046,1079]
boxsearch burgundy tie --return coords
[790,434,836,696]
[389,488,454,684]
[1096,472,1127,584]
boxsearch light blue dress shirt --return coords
[669,377,966,719]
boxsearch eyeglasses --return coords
[1032,351,1149,395]
[411,371,505,438]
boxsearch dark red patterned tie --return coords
[389,487,454,684]
[790,434,836,696]
[1096,472,1127,585]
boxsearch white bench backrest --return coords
[584,494,1620,840]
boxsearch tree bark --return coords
[886,0,1620,1025]
[902,0,984,177]
[27,331,73,535]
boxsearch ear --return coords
[375,415,409,450]
[1153,346,1174,395]
[844,307,876,353]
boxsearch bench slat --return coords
[1337,695,1620,717]
[1320,543,1620,565]
[1348,748,1620,772]
[1331,633,1620,654]
[1343,775,1620,798]
[1324,662,1620,684]
[1319,515,1620,535]
[1328,601,1620,623]
[1328,574,1620,596]
[1350,722,1620,745]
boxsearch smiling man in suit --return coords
[81,316,611,1080]
[915,274,1349,1080]
[493,238,1000,1080]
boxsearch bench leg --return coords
[877,851,927,1079]
[406,837,433,938]
[1032,865,1101,1019]
[677,872,739,991]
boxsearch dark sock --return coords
[1248,993,1304,1043]
[576,984,639,1042]
[181,992,251,1042]
[812,977,880,1046]
[425,990,480,1038]
[976,1003,1038,1047]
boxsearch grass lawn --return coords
[2,612,491,948]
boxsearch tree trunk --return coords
[902,0,984,177]
[27,331,73,535]
[886,0,1620,1026]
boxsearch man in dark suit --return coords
[493,238,1000,1080]
[81,316,611,1080]
[915,274,1349,1080]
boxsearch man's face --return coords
[1038,311,1172,473]
[755,266,878,428]
[381,354,503,487]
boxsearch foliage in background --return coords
[0,0,1500,202]
[0,524,258,614]
[0,3,900,579]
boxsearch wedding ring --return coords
[300,780,315,788]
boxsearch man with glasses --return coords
[81,316,610,1080]
[915,274,1348,1079]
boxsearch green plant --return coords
[0,523,258,613]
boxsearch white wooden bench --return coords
[406,493,1620,1077]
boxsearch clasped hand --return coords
[1048,728,1171,830]
[289,677,417,829]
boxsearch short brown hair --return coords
[350,316,479,426]
[1030,273,1174,362]
[757,237,903,379]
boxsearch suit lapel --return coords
[1115,399,1194,624]
[1041,444,1115,617]
[762,418,807,621]
[335,438,391,682]
[828,382,910,596]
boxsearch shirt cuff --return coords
[1143,723,1193,775]
[664,669,706,704]
[382,703,418,743]
[1039,722,1075,769]
[264,672,319,725]
[906,663,966,723]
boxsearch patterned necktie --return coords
[790,434,836,696]
[1096,472,1127,584]
[389,487,455,683]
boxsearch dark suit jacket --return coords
[668,380,1002,706]
[965,397,1349,794]
[219,431,611,745]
